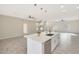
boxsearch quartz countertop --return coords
[24,32,58,43]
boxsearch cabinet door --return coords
[27,38,42,54]
[51,34,60,51]
[44,39,51,54]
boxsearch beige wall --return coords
[25,20,36,34]
[53,20,79,33]
[0,19,1,32]
[0,15,24,39]
[1,14,79,40]
[0,15,37,39]
[66,20,79,33]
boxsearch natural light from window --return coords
[23,23,28,34]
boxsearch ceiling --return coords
[0,4,79,21]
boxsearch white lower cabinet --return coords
[25,32,59,54]
[27,38,43,54]
[51,34,59,51]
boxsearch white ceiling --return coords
[0,4,79,21]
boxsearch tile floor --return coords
[53,33,79,54]
[0,33,79,54]
[0,36,27,54]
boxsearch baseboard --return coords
[0,33,24,40]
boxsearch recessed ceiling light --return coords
[60,5,64,8]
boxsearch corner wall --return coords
[53,20,79,34]
[66,20,79,33]
[0,15,37,39]
[0,15,24,39]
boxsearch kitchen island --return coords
[24,32,60,54]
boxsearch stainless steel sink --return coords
[46,34,54,36]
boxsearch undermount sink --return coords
[46,34,54,36]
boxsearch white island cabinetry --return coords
[25,32,59,54]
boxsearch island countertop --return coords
[24,32,58,43]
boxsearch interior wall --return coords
[53,20,79,33]
[0,15,37,39]
[24,19,79,34]
[0,15,24,39]
[1,14,79,40]
[0,19,2,35]
[25,21,36,34]
[66,20,79,33]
